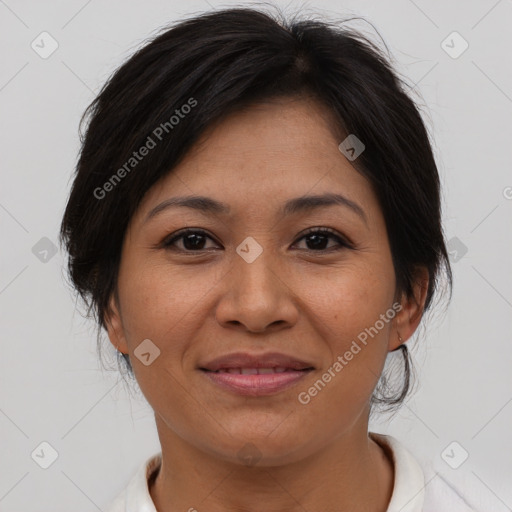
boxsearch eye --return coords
[293,227,352,252]
[163,229,219,252]
[162,227,351,253]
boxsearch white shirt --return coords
[105,433,480,512]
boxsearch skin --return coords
[106,96,429,512]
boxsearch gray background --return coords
[1,0,511,510]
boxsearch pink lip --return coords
[199,351,314,372]
[202,369,312,397]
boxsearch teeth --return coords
[215,367,292,374]
[241,368,258,375]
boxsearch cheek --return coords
[117,259,223,354]
[115,260,212,414]
[301,259,394,337]
[297,260,395,393]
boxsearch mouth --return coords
[200,368,314,396]
[198,352,315,397]
[205,367,312,374]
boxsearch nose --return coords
[214,247,299,334]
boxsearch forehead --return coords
[135,97,377,223]
[186,96,345,165]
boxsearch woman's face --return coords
[107,97,413,465]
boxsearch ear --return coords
[388,266,429,352]
[104,293,129,355]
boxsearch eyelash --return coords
[161,227,353,254]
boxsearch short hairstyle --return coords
[59,6,453,413]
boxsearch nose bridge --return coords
[233,234,281,301]
[215,234,297,332]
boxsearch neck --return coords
[149,418,394,512]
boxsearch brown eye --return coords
[293,228,351,252]
[162,227,352,254]
[163,229,219,252]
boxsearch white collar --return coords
[124,451,160,512]
[371,433,425,512]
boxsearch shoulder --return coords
[371,433,483,512]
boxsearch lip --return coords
[202,369,312,396]
[199,351,315,372]
[199,351,315,397]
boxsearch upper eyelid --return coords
[164,228,217,245]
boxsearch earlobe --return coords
[104,295,129,355]
[389,267,429,352]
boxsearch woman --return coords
[60,6,477,511]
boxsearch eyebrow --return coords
[144,193,367,225]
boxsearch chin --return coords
[208,428,313,467]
